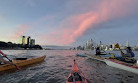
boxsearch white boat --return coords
[105,59,138,74]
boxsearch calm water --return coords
[0,50,138,83]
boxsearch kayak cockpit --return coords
[66,60,88,83]
[13,58,28,60]
[68,72,82,82]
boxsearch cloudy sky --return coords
[0,0,138,46]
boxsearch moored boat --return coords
[105,59,138,74]
[76,53,87,57]
[66,60,88,83]
[86,53,109,62]
[86,53,120,62]
[0,55,46,72]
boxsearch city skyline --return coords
[0,0,138,46]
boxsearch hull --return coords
[0,55,46,72]
[105,59,138,74]
[66,60,88,83]
[86,54,106,62]
[86,53,120,62]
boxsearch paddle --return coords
[115,43,125,57]
[0,50,21,70]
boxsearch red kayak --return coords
[66,60,88,83]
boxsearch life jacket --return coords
[124,52,135,63]
[124,56,136,63]
[130,52,135,57]
[125,57,134,61]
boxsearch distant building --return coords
[30,39,35,46]
[109,44,115,50]
[126,41,129,47]
[99,41,102,46]
[19,36,35,46]
[19,36,26,45]
[112,44,115,49]
[86,41,89,49]
[85,39,94,50]
[27,36,31,46]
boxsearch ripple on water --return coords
[1,50,138,83]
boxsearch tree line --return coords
[0,41,42,50]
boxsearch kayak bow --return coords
[105,59,138,74]
[66,60,88,83]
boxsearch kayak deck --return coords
[106,59,138,68]
[105,59,138,74]
[66,60,88,83]
[86,53,107,62]
[0,55,46,72]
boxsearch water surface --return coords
[0,50,138,83]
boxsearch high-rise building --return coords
[112,44,115,49]
[86,41,89,49]
[85,39,94,49]
[19,36,26,45]
[126,41,129,47]
[27,36,31,46]
[19,36,33,46]
[89,39,93,46]
[30,39,35,46]
[99,41,103,46]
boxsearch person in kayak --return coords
[96,47,106,55]
[118,47,136,63]
[96,47,101,55]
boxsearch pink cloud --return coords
[12,25,29,39]
[42,0,137,45]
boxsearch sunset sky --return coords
[0,0,138,46]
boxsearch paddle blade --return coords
[115,43,120,48]
[14,64,21,70]
[17,66,21,70]
[0,50,6,56]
